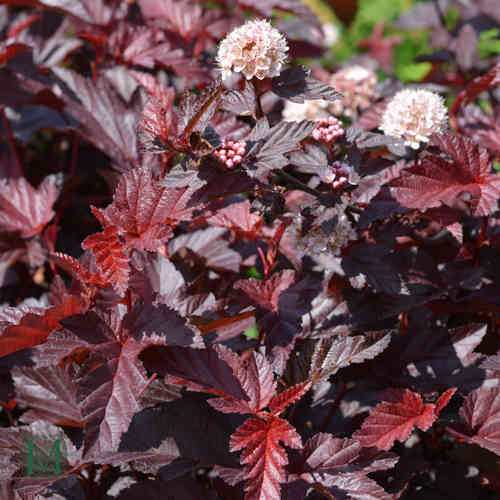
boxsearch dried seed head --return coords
[289,203,357,260]
[379,89,448,149]
[216,19,288,81]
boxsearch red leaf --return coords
[12,365,83,427]
[52,68,139,171]
[99,165,194,250]
[450,62,500,128]
[353,388,440,450]
[139,345,248,401]
[35,0,127,25]
[107,22,187,70]
[358,23,401,72]
[208,348,276,415]
[269,381,311,416]
[355,99,390,131]
[136,70,220,153]
[135,76,178,152]
[447,387,500,456]
[310,332,392,382]
[206,200,263,238]
[138,0,211,41]
[50,251,108,289]
[6,13,40,39]
[0,296,82,358]
[0,42,31,65]
[168,227,241,273]
[0,175,61,238]
[434,388,457,416]
[76,337,154,456]
[82,226,130,295]
[193,309,255,342]
[458,104,500,154]
[230,416,302,500]
[290,434,398,499]
[389,133,500,216]
[234,270,296,314]
[301,434,362,471]
[238,0,320,28]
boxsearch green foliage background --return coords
[303,0,435,82]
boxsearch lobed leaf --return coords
[271,66,342,104]
[0,174,61,238]
[353,388,452,450]
[447,387,500,456]
[98,165,194,250]
[139,345,248,401]
[230,416,302,500]
[0,296,82,358]
[82,226,130,295]
[389,134,500,216]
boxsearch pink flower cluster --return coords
[311,117,344,144]
[329,66,379,119]
[319,162,351,188]
[214,139,247,168]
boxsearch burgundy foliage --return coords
[0,1,499,499]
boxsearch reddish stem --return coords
[321,380,349,433]
[53,132,80,229]
[257,246,270,279]
[138,373,158,397]
[126,288,133,313]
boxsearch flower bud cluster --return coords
[216,20,288,81]
[311,117,344,144]
[214,139,247,168]
[319,162,352,188]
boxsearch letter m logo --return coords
[22,434,66,476]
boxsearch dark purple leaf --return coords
[53,67,140,171]
[139,345,248,401]
[271,66,342,104]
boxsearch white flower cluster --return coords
[379,89,448,149]
[328,65,379,118]
[282,99,330,122]
[311,117,344,144]
[216,20,288,81]
[214,139,246,168]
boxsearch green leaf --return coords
[246,266,263,279]
[444,6,459,31]
[478,29,500,58]
[244,324,259,339]
[393,35,432,82]
[395,62,431,82]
